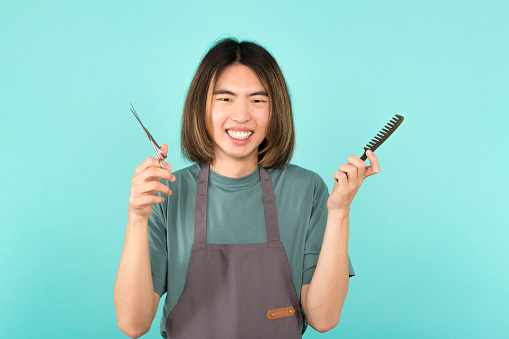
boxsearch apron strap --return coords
[194,163,280,244]
[194,163,210,244]
[259,167,280,242]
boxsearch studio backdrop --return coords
[1,1,507,338]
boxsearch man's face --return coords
[209,64,270,166]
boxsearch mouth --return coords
[226,129,253,140]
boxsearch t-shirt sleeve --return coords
[302,174,355,286]
[147,187,168,296]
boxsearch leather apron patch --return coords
[266,306,296,320]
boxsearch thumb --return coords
[159,143,169,159]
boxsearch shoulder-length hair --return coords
[181,37,295,168]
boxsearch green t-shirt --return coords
[148,163,355,337]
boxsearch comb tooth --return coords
[361,114,404,160]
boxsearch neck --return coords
[210,156,258,178]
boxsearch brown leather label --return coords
[266,306,296,320]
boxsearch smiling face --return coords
[209,64,270,172]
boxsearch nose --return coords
[230,98,251,123]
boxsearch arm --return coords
[300,210,350,332]
[114,214,160,338]
[301,149,380,332]
[114,148,173,337]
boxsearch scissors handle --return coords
[156,157,165,169]
[149,141,165,169]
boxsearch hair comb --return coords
[360,114,404,161]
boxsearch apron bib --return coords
[165,164,303,338]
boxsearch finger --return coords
[133,165,175,186]
[142,167,175,184]
[364,150,381,177]
[339,163,358,188]
[159,143,168,159]
[347,154,367,168]
[135,157,173,175]
[133,180,172,197]
[135,157,161,175]
[334,170,347,183]
[347,154,366,178]
[130,194,166,208]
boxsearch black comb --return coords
[360,114,404,161]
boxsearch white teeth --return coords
[227,129,253,140]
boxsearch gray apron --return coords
[165,163,303,338]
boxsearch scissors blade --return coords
[130,102,147,131]
[144,129,161,150]
[130,103,163,149]
[130,103,166,165]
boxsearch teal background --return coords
[1,0,507,338]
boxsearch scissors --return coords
[130,102,167,169]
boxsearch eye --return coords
[218,97,232,102]
[252,99,267,103]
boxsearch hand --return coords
[128,143,176,220]
[327,149,380,214]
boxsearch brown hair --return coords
[181,37,295,168]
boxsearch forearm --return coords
[305,209,350,331]
[114,212,156,337]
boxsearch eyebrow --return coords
[213,89,269,97]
